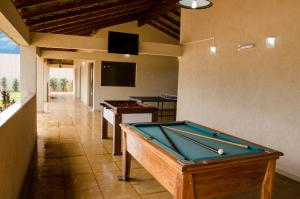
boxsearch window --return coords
[101,61,136,87]
[0,32,20,113]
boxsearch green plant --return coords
[1,77,7,91]
[50,78,58,91]
[12,78,19,92]
[60,78,68,92]
[1,90,15,109]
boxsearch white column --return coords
[20,46,37,98]
[36,56,44,112]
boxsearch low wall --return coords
[0,95,37,199]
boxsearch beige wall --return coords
[178,0,300,180]
[0,95,37,199]
[91,22,179,110]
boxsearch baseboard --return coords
[276,168,300,182]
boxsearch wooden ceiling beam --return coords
[138,0,178,26]
[20,0,115,19]
[148,21,179,40]
[12,0,56,9]
[162,12,180,26]
[155,17,180,33]
[42,9,149,33]
[60,16,139,35]
[30,1,157,31]
[25,0,158,26]
[47,58,74,65]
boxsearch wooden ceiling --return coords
[11,0,180,40]
[47,58,74,66]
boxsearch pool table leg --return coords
[101,115,108,139]
[174,173,195,199]
[118,131,132,181]
[261,159,276,199]
[113,114,122,155]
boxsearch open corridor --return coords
[21,96,300,199]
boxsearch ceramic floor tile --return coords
[32,158,63,178]
[63,156,92,175]
[115,159,143,170]
[64,173,98,189]
[141,192,172,199]
[131,179,166,195]
[61,142,84,157]
[94,170,122,185]
[130,169,153,181]
[100,182,139,199]
[27,177,65,199]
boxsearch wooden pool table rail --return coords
[119,122,283,199]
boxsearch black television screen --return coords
[108,31,139,55]
[101,61,136,87]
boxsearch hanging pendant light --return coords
[178,0,213,9]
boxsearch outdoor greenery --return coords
[1,77,7,91]
[1,90,15,108]
[50,78,58,91]
[60,78,68,92]
[0,77,21,112]
[12,78,19,92]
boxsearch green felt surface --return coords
[130,121,265,162]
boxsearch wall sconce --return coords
[82,61,85,66]
[124,54,131,58]
[266,37,276,48]
[210,46,217,54]
[238,43,255,51]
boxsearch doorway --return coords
[88,62,94,108]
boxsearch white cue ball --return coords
[218,149,224,155]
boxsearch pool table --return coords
[119,121,283,199]
[100,100,157,155]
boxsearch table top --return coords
[100,100,157,114]
[129,95,177,102]
[128,121,277,163]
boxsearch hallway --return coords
[23,96,171,199]
[21,96,300,199]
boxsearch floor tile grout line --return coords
[79,131,106,199]
[58,121,67,199]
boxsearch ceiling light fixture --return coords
[178,0,213,9]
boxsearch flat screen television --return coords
[108,31,139,55]
[101,61,136,87]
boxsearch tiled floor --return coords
[21,95,300,199]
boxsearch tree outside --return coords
[50,78,58,92]
[12,78,19,92]
[1,77,7,91]
[60,78,68,92]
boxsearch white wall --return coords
[0,53,20,90]
[20,46,37,97]
[49,67,74,92]
[49,67,74,80]
[80,62,89,105]
[178,0,300,180]
[36,56,44,112]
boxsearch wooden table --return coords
[100,100,157,155]
[119,121,283,199]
